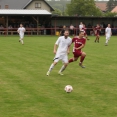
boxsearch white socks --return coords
[48,64,67,73]
[48,63,55,72]
[59,65,66,73]
[21,39,24,44]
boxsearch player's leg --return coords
[79,52,86,68]
[84,33,88,40]
[94,35,98,42]
[58,63,68,75]
[58,54,69,75]
[46,61,58,76]
[69,52,79,63]
[20,35,24,45]
[105,36,110,46]
[46,55,60,76]
[97,35,100,43]
[19,34,21,42]
[69,57,78,63]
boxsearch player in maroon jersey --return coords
[94,24,101,43]
[69,30,86,68]
[82,24,89,40]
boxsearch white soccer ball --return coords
[64,85,73,93]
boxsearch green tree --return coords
[104,12,117,17]
[52,8,62,16]
[66,0,102,16]
[106,0,117,11]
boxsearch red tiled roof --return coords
[111,6,117,13]
[95,2,107,11]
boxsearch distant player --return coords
[46,30,72,76]
[105,24,112,46]
[69,31,86,68]
[17,24,26,45]
[94,24,101,43]
[79,22,83,31]
[82,24,89,40]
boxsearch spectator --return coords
[0,25,4,35]
[60,25,66,36]
[69,24,74,36]
[8,25,13,35]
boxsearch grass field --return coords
[0,35,117,117]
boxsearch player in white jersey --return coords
[46,30,72,76]
[17,24,26,45]
[105,24,112,46]
[79,22,83,31]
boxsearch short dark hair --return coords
[79,30,84,34]
[64,29,69,33]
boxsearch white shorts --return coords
[106,35,111,40]
[20,34,24,39]
[53,53,68,63]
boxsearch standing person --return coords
[69,24,74,36]
[94,24,101,43]
[46,30,72,76]
[69,31,86,68]
[79,22,83,31]
[105,24,112,46]
[17,24,26,45]
[60,25,66,36]
[82,24,89,40]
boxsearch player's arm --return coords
[54,38,60,54]
[67,43,72,54]
[54,44,58,54]
[67,39,73,54]
[24,28,26,32]
[76,44,85,50]
[76,39,86,50]
[105,28,107,36]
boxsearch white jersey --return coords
[105,27,111,37]
[18,27,25,35]
[55,36,72,55]
[79,24,83,31]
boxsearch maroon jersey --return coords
[72,37,86,52]
[95,26,101,35]
[82,27,87,35]
[82,27,86,33]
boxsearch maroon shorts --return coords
[73,51,82,57]
[95,33,100,36]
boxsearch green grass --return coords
[0,35,117,117]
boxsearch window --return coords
[35,3,41,8]
[5,5,9,9]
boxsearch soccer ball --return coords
[64,85,73,93]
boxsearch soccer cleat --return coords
[46,71,50,76]
[19,40,20,42]
[79,63,85,68]
[58,72,64,75]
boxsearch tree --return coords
[66,0,102,16]
[104,12,117,17]
[52,8,62,16]
[106,0,117,12]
